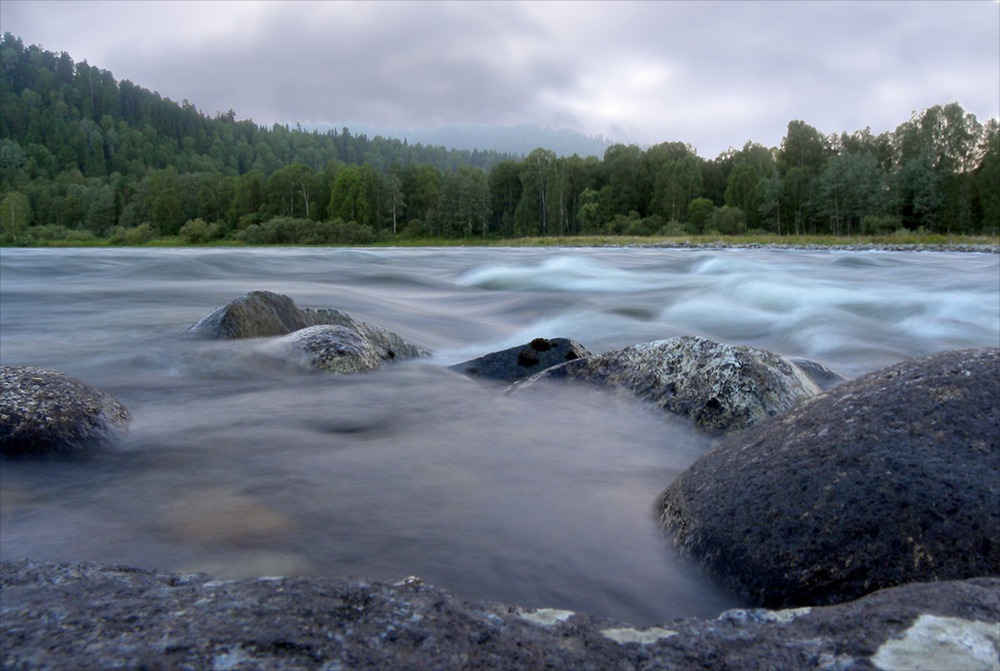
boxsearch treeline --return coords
[1,33,997,246]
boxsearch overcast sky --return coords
[2,0,997,158]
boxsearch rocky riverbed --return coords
[2,253,998,669]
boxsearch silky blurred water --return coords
[1,246,997,625]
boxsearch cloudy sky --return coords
[2,0,997,158]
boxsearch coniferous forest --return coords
[1,33,997,245]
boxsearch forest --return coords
[1,33,998,246]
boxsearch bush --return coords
[398,220,427,239]
[23,225,71,241]
[659,220,694,236]
[707,206,745,235]
[686,198,715,233]
[64,229,97,243]
[624,215,663,236]
[861,215,901,235]
[109,223,156,245]
[179,218,223,243]
[233,217,377,245]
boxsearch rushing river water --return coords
[1,246,997,625]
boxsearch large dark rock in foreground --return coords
[188,290,428,372]
[2,560,998,671]
[657,347,1000,609]
[525,336,823,432]
[450,337,591,382]
[0,366,130,458]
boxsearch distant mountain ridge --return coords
[294,122,616,158]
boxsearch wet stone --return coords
[450,338,591,382]
[0,366,130,458]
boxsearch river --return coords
[1,246,997,626]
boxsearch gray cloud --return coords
[1,0,996,158]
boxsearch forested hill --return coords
[1,33,997,246]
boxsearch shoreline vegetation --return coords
[3,232,998,252]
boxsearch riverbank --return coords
[3,233,998,252]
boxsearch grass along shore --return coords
[3,232,998,251]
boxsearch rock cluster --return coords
[524,335,823,432]
[656,347,1000,609]
[188,290,428,369]
[2,560,997,671]
[0,366,130,457]
[6,291,997,667]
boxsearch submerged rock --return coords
[187,290,428,372]
[450,337,591,382]
[2,560,997,671]
[656,347,1000,609]
[260,325,384,374]
[526,336,823,433]
[0,366,130,457]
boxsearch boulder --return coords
[450,337,591,382]
[261,325,383,374]
[187,290,428,369]
[0,366,130,458]
[526,336,823,432]
[188,290,315,338]
[2,560,997,671]
[656,347,1000,609]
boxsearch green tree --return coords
[515,148,558,236]
[328,166,370,225]
[488,160,522,237]
[686,197,715,233]
[0,190,31,241]
[647,142,702,222]
[818,152,883,235]
[894,146,943,230]
[975,122,1000,232]
[601,144,648,217]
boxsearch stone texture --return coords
[2,560,997,671]
[187,290,428,368]
[526,336,823,432]
[0,366,130,457]
[656,347,1000,609]
[450,337,591,382]
[261,325,384,374]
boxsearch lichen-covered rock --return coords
[527,336,822,432]
[187,290,428,369]
[450,337,591,382]
[656,347,1000,609]
[2,560,997,671]
[0,366,130,458]
[261,325,384,374]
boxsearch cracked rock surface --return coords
[1,560,997,671]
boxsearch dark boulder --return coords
[526,336,823,432]
[2,560,998,671]
[656,347,1000,609]
[0,366,130,458]
[187,290,428,370]
[450,337,591,382]
[188,290,314,338]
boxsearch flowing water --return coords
[1,246,997,625]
